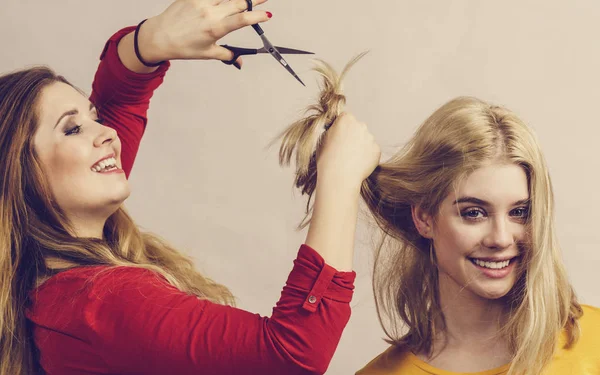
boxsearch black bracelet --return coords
[134,19,164,67]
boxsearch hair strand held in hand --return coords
[277,52,369,228]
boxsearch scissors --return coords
[220,0,314,86]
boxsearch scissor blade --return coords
[278,55,306,86]
[272,46,314,55]
[259,34,306,86]
[256,46,313,55]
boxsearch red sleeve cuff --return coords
[287,244,356,313]
[98,26,170,82]
[91,26,170,108]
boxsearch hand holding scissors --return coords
[135,0,272,65]
[137,0,312,85]
[220,0,313,86]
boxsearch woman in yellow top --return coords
[277,58,600,375]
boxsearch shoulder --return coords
[34,265,169,294]
[549,304,600,370]
[356,345,412,375]
[578,304,600,341]
[559,304,600,355]
[29,266,177,318]
[580,304,600,320]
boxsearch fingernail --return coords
[266,11,272,18]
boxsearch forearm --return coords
[91,26,170,176]
[82,258,353,374]
[304,178,361,272]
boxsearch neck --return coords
[436,273,507,346]
[68,210,110,239]
[416,273,513,371]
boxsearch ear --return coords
[411,205,434,239]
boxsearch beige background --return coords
[2,0,599,373]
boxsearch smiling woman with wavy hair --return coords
[279,57,600,374]
[0,1,383,374]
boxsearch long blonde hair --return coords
[278,59,582,375]
[0,67,234,375]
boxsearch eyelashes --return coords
[511,207,529,218]
[64,118,105,136]
[460,207,530,221]
[461,208,485,219]
[64,124,82,136]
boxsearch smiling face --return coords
[33,82,129,236]
[414,162,530,301]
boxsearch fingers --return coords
[330,112,377,150]
[218,0,269,17]
[213,10,271,38]
[330,112,358,130]
[317,111,381,184]
[234,57,243,69]
[206,45,244,67]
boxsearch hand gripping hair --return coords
[277,52,369,228]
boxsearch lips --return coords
[469,256,519,262]
[468,255,520,279]
[468,256,519,269]
[92,153,116,169]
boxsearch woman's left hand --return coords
[139,0,271,66]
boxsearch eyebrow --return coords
[453,196,530,207]
[54,102,96,129]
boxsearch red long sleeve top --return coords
[26,27,356,375]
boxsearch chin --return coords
[112,182,131,201]
[101,188,130,214]
[109,191,130,206]
[473,283,515,300]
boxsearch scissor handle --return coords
[220,45,258,65]
[245,0,265,35]
[251,24,264,35]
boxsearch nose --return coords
[93,124,118,148]
[482,216,515,250]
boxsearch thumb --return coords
[207,45,244,68]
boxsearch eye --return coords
[65,125,82,136]
[461,208,486,220]
[510,207,530,219]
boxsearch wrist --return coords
[136,17,169,64]
[315,177,362,203]
[316,174,362,197]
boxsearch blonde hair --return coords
[278,60,582,375]
[0,67,233,375]
[278,53,367,228]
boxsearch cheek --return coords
[43,143,90,186]
[515,225,530,253]
[435,218,482,258]
[515,224,528,242]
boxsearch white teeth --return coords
[91,157,118,172]
[473,258,511,269]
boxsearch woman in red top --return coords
[0,1,381,374]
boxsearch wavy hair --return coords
[0,66,234,375]
[277,58,582,375]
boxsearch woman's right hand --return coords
[316,113,381,191]
[139,0,271,66]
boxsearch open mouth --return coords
[468,256,519,270]
[91,156,120,173]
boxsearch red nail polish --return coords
[266,11,272,18]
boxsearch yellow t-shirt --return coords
[356,305,600,375]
